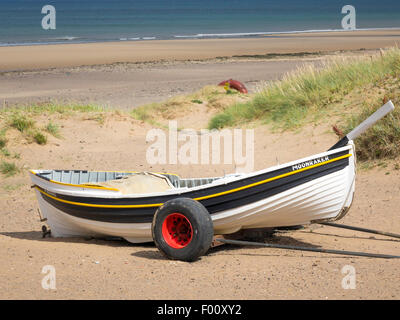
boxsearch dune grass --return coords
[0,130,6,149]
[131,85,250,125]
[1,148,11,157]
[1,102,105,116]
[9,114,35,132]
[1,51,399,163]
[342,94,400,161]
[208,47,400,130]
[33,132,47,145]
[0,103,103,146]
[45,121,61,138]
[2,113,48,145]
[0,160,19,177]
[0,138,6,149]
[3,183,23,191]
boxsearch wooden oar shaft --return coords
[329,100,395,150]
[320,222,400,239]
[215,238,400,259]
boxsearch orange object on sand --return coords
[218,79,248,93]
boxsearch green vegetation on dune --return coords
[1,102,105,115]
[0,103,104,147]
[33,132,47,145]
[45,121,61,138]
[9,114,35,132]
[1,113,49,146]
[131,85,250,126]
[0,130,7,149]
[0,138,6,149]
[209,48,400,130]
[0,103,105,177]
[1,148,11,157]
[0,160,19,177]
[208,47,400,162]
[0,50,399,165]
[343,95,400,161]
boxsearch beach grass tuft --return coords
[1,148,11,157]
[3,113,49,145]
[0,139,6,149]
[208,113,234,130]
[9,114,35,132]
[0,130,7,149]
[33,132,47,145]
[45,122,61,138]
[0,160,19,177]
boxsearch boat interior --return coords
[34,170,228,189]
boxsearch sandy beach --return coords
[1,112,399,300]
[1,29,400,72]
[1,29,399,109]
[1,30,400,300]
[1,58,323,109]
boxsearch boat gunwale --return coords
[30,144,353,198]
[33,152,353,209]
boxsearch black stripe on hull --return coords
[37,150,350,223]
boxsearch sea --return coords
[0,0,399,46]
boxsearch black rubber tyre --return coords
[152,198,213,262]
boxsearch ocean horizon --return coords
[1,0,400,46]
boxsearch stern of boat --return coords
[313,140,356,223]
[212,142,357,234]
[29,169,153,242]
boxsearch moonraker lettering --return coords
[292,156,329,171]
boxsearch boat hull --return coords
[31,144,356,243]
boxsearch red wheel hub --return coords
[162,213,193,249]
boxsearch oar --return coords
[329,100,395,150]
[215,238,400,259]
[319,222,400,240]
